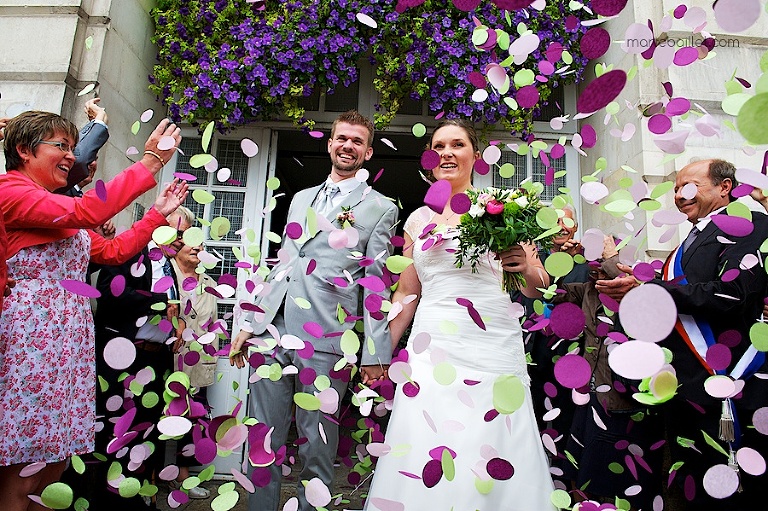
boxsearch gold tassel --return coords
[719,399,735,443]
[728,448,743,493]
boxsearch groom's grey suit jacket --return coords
[248,181,398,366]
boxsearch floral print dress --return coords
[0,231,95,464]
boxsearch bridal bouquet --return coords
[455,186,556,292]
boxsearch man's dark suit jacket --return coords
[654,211,768,411]
[56,120,109,194]
[94,247,172,344]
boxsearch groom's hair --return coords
[331,110,374,146]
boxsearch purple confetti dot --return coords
[390,235,405,247]
[538,60,555,75]
[549,302,586,340]
[110,275,126,297]
[554,354,592,389]
[648,114,672,134]
[486,458,515,480]
[285,222,303,240]
[577,70,627,114]
[581,124,597,148]
[706,343,732,372]
[251,467,272,488]
[468,71,486,88]
[550,144,565,159]
[364,293,383,313]
[546,42,564,63]
[173,172,197,181]
[516,85,540,109]
[711,215,754,237]
[721,268,740,282]
[424,179,452,213]
[666,97,691,116]
[299,367,317,386]
[484,409,500,422]
[673,4,687,18]
[591,0,628,16]
[473,159,490,175]
[718,330,741,348]
[580,27,611,60]
[543,381,558,398]
[633,262,656,282]
[421,149,440,170]
[403,381,420,397]
[673,47,699,66]
[183,350,200,367]
[450,193,471,215]
[422,459,443,488]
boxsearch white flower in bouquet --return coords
[514,195,529,208]
[469,203,486,218]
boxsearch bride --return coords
[364,119,556,511]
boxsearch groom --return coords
[230,110,398,511]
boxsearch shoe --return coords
[169,480,211,499]
[188,485,211,499]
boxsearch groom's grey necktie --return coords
[314,183,340,217]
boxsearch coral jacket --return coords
[0,161,167,265]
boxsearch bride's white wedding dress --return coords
[365,207,556,511]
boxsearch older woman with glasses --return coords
[0,111,188,511]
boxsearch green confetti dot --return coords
[471,28,490,47]
[182,476,202,490]
[439,320,459,335]
[119,477,141,498]
[503,96,518,110]
[433,362,457,386]
[544,251,574,278]
[441,448,456,481]
[266,177,281,190]
[605,102,620,115]
[192,189,216,205]
[737,94,768,145]
[85,36,94,50]
[513,69,535,88]
[650,181,674,199]
[750,322,768,351]
[292,296,312,310]
[493,374,524,414]
[202,121,215,153]
[550,488,571,509]
[189,153,214,169]
[41,483,74,509]
[385,255,413,274]
[340,330,360,355]
[131,121,141,135]
[314,374,331,391]
[182,226,205,247]
[638,198,661,211]
[498,163,515,178]
[561,50,573,64]
[412,123,427,138]
[475,477,494,494]
[211,488,239,511]
[142,391,160,409]
[294,392,322,411]
[74,497,90,511]
[218,482,237,495]
[496,30,510,50]
[608,462,625,474]
[604,199,637,214]
[210,217,231,240]
[71,455,85,474]
[198,465,216,482]
[536,207,559,229]
[266,231,282,244]
[269,363,282,381]
[722,92,752,116]
[726,201,752,221]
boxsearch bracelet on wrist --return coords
[144,150,165,167]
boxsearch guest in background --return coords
[0,111,184,511]
[92,208,194,510]
[167,207,220,499]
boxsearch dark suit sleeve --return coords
[360,202,399,366]
[653,216,768,317]
[59,120,110,192]
[96,257,168,320]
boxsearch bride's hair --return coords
[419,119,481,183]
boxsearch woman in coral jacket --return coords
[0,111,187,511]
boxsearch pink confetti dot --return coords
[580,27,611,60]
[554,354,591,389]
[473,159,490,175]
[591,0,628,16]
[673,46,699,66]
[516,85,540,109]
[648,114,672,134]
[577,70,627,114]
[420,149,440,170]
[450,193,471,214]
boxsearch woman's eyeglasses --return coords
[37,140,75,154]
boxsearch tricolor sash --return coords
[662,241,766,447]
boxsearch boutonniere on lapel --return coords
[336,206,355,228]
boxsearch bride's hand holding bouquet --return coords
[455,186,558,292]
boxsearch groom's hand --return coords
[360,364,388,384]
[229,330,252,368]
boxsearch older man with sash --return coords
[596,159,768,511]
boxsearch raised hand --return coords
[141,119,182,174]
[84,98,108,123]
[154,179,189,216]
[595,263,639,302]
